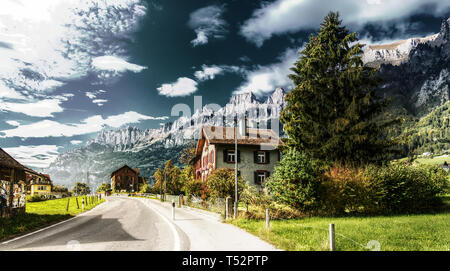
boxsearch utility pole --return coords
[234,113,238,219]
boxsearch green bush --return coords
[206,168,244,201]
[183,178,203,200]
[265,149,322,213]
[364,163,448,214]
[27,194,46,202]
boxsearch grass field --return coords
[0,196,105,241]
[230,211,450,251]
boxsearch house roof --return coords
[196,126,284,156]
[0,147,41,175]
[110,164,140,177]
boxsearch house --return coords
[0,148,41,217]
[110,165,146,192]
[28,173,52,196]
[193,120,283,187]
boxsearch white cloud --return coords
[70,140,83,145]
[85,90,108,106]
[240,0,450,46]
[0,98,67,117]
[235,47,300,96]
[3,145,61,168]
[92,99,108,106]
[0,111,169,138]
[0,82,25,100]
[6,120,20,126]
[194,65,224,81]
[91,56,147,73]
[157,77,198,97]
[188,5,228,47]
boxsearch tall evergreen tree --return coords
[281,12,400,165]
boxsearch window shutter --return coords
[237,150,241,163]
[254,172,258,184]
[223,149,227,162]
[266,151,270,164]
[254,151,258,163]
[266,171,270,179]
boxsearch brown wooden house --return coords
[0,148,42,217]
[110,165,146,192]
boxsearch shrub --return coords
[320,163,449,215]
[364,163,448,214]
[319,166,380,215]
[183,178,203,200]
[206,168,244,201]
[265,149,323,212]
[27,194,46,202]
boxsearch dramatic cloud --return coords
[3,145,61,168]
[157,77,198,97]
[188,5,228,47]
[0,111,169,138]
[0,0,147,100]
[235,47,300,96]
[240,0,450,46]
[0,97,68,117]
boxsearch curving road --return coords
[0,197,278,251]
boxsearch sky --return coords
[0,0,449,169]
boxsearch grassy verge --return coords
[0,196,105,241]
[229,211,450,251]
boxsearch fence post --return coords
[76,198,79,209]
[66,198,70,212]
[225,197,230,219]
[265,209,270,229]
[82,198,85,211]
[178,195,182,208]
[329,224,335,251]
[172,200,175,220]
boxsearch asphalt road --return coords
[0,197,277,251]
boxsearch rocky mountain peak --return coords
[228,92,260,106]
[266,87,286,104]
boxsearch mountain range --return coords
[45,17,450,189]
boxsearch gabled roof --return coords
[110,164,140,177]
[0,147,41,175]
[196,126,284,156]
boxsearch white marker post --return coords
[172,200,175,220]
[265,209,270,229]
[329,223,335,251]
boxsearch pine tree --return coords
[281,12,400,165]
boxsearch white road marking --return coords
[137,198,181,251]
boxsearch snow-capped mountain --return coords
[366,17,450,116]
[46,88,287,188]
[362,17,450,68]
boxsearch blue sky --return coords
[0,0,449,169]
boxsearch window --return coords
[254,171,270,185]
[257,151,266,163]
[227,150,235,163]
[254,151,270,164]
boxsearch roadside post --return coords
[82,198,85,211]
[265,209,270,229]
[76,198,79,209]
[225,196,231,219]
[329,223,335,251]
[66,198,70,212]
[172,200,175,220]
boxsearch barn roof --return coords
[110,164,140,177]
[0,147,40,175]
